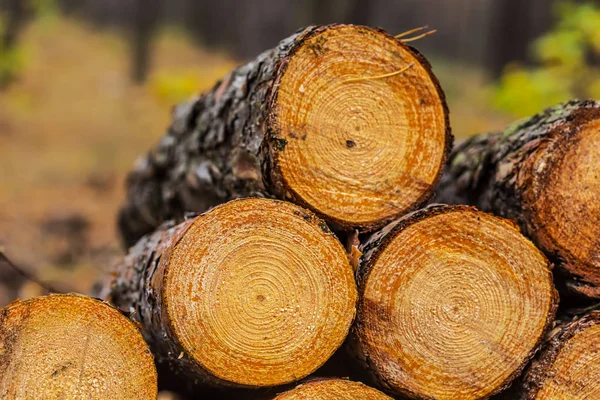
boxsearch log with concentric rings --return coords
[118,24,451,247]
[104,198,357,388]
[0,294,157,399]
[274,378,392,399]
[519,311,600,399]
[351,205,558,399]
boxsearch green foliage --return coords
[0,15,26,88]
[30,0,59,18]
[0,0,58,88]
[493,1,600,117]
[150,71,204,105]
[0,45,26,87]
[149,63,234,105]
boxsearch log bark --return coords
[0,294,157,399]
[436,100,600,299]
[274,378,392,399]
[518,311,600,399]
[103,198,357,388]
[118,24,451,248]
[350,204,558,399]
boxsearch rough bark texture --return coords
[436,99,600,299]
[350,204,558,399]
[117,25,318,248]
[118,24,450,248]
[98,218,209,383]
[517,311,600,399]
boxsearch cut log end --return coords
[0,294,157,399]
[355,206,557,399]
[163,198,357,387]
[521,312,600,399]
[269,25,450,230]
[274,378,392,399]
[524,114,600,291]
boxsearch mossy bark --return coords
[436,100,600,298]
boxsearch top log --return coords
[118,24,451,247]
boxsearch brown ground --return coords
[0,16,234,304]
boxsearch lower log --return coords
[274,378,392,399]
[0,294,157,399]
[518,311,600,399]
[101,197,357,388]
[351,205,558,399]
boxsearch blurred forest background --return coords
[0,0,599,307]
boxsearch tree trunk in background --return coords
[346,0,371,25]
[1,0,23,49]
[308,0,335,25]
[184,0,231,50]
[488,0,552,78]
[131,0,161,83]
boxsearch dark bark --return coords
[98,218,211,382]
[118,26,310,247]
[436,100,600,299]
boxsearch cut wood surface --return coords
[351,205,557,399]
[103,198,357,388]
[436,100,600,299]
[519,311,600,399]
[118,23,451,247]
[0,294,157,399]
[274,378,392,399]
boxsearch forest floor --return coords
[0,16,512,306]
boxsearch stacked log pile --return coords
[2,24,600,400]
